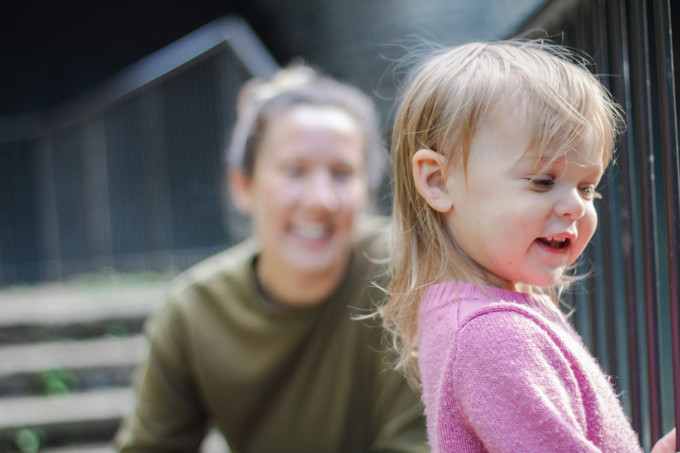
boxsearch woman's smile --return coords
[290,219,333,242]
[236,104,368,294]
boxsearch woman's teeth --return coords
[293,222,329,240]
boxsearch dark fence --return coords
[518,0,679,450]
[0,16,278,285]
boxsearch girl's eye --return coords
[530,176,554,190]
[580,186,602,200]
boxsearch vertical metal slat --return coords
[652,0,680,446]
[608,0,644,435]
[629,0,663,442]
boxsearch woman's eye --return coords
[283,165,305,177]
[332,168,354,181]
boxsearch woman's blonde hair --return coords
[383,40,625,387]
[223,64,386,239]
[228,64,385,191]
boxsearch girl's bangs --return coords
[522,78,615,172]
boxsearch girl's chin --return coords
[510,271,566,290]
[481,263,568,291]
[528,274,565,288]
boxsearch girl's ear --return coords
[228,170,253,214]
[412,149,455,213]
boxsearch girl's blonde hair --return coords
[383,40,625,387]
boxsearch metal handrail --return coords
[0,15,278,143]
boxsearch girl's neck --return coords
[476,277,539,295]
[465,264,533,294]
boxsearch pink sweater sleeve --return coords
[449,310,639,452]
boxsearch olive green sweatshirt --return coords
[115,218,428,453]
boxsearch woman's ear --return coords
[228,170,252,214]
[412,149,455,213]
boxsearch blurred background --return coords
[0,1,678,452]
[0,0,544,282]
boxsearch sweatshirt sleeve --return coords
[115,298,209,453]
[450,310,602,453]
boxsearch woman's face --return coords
[235,104,368,288]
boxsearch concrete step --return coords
[0,336,148,396]
[39,443,114,453]
[36,428,231,453]
[0,388,132,451]
[0,386,231,453]
[0,278,169,452]
[0,280,167,325]
[0,388,133,430]
[0,281,166,344]
[0,336,148,376]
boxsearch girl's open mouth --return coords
[537,236,571,249]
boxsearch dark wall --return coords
[2,0,545,124]
[0,0,547,284]
[1,0,240,116]
[228,0,546,129]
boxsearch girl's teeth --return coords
[539,236,568,248]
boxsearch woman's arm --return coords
[115,301,208,453]
[370,361,429,452]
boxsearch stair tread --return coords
[0,388,133,429]
[42,444,115,453]
[0,282,166,327]
[0,336,148,377]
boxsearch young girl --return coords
[382,40,645,451]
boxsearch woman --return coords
[115,66,428,452]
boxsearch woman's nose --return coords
[554,188,586,219]
[304,171,339,211]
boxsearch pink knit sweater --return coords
[417,281,642,452]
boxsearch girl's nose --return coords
[554,188,587,219]
[305,171,339,211]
